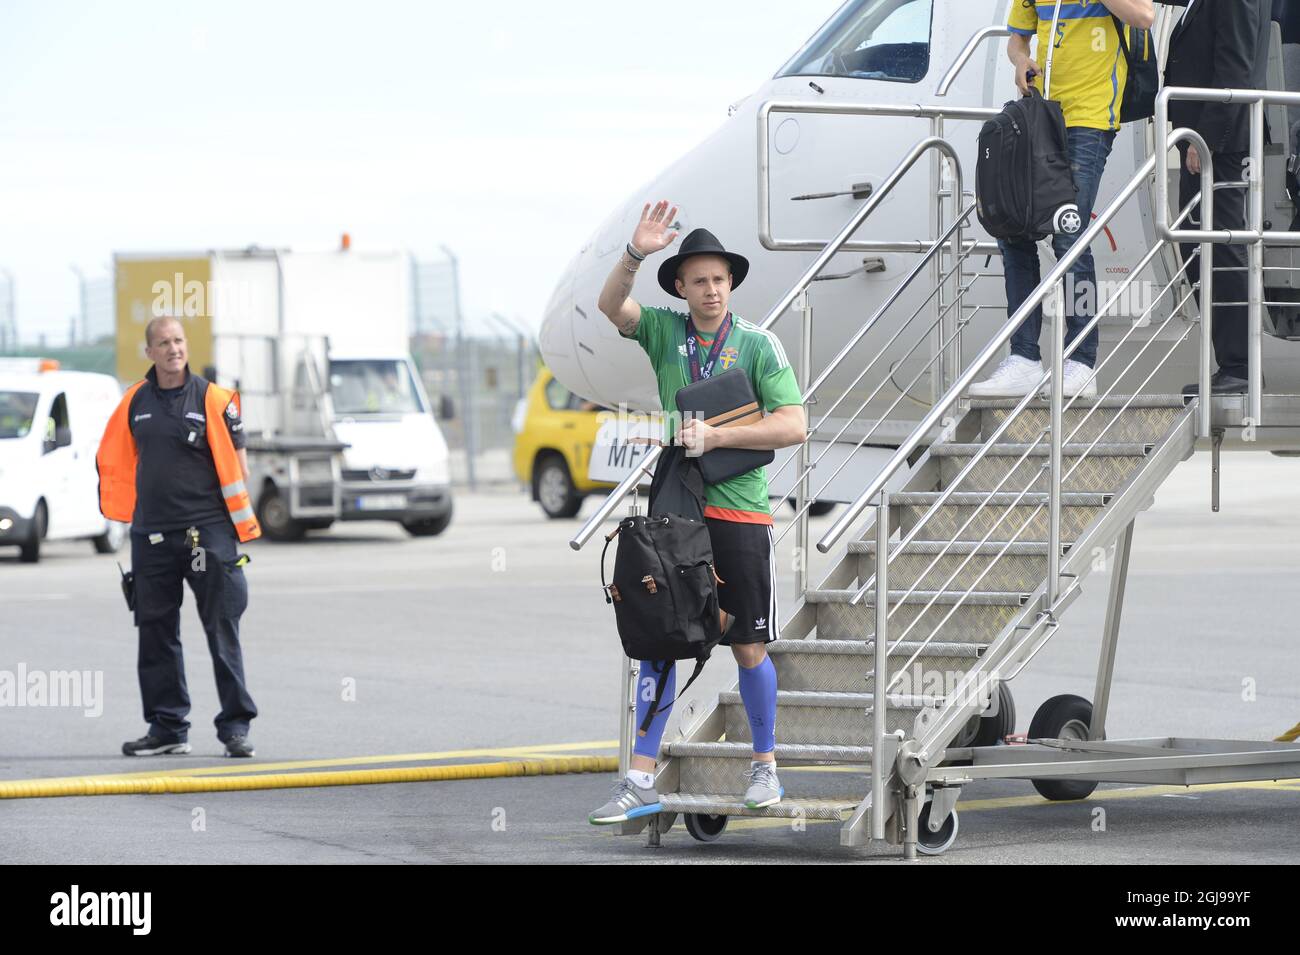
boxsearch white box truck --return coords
[114,243,453,541]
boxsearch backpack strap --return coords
[600,524,619,603]
[637,656,709,735]
[1110,13,1133,62]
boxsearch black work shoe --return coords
[223,735,255,758]
[122,734,191,757]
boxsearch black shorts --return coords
[706,516,779,646]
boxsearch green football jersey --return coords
[620,305,804,516]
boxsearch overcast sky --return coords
[0,0,839,345]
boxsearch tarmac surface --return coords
[2,453,1299,864]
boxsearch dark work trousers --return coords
[130,521,256,742]
[1178,145,1250,380]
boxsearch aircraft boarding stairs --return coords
[572,82,1300,858]
[652,390,1197,853]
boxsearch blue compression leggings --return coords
[633,656,778,759]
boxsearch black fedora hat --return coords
[657,228,750,299]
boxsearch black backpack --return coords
[1112,16,1159,124]
[600,444,723,734]
[976,87,1080,241]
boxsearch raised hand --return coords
[631,200,679,256]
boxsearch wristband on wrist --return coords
[626,242,647,261]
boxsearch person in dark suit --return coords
[1160,0,1273,395]
[1275,0,1300,45]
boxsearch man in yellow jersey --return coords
[970,1,1155,399]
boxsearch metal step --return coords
[931,442,1150,492]
[850,538,1050,591]
[969,394,1187,444]
[768,638,986,693]
[718,689,921,744]
[805,587,1028,643]
[662,741,873,797]
[659,793,858,820]
[892,490,1107,541]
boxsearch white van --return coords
[0,361,127,562]
[327,353,453,535]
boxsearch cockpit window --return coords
[777,0,934,84]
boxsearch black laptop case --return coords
[674,368,775,485]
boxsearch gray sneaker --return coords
[588,776,661,825]
[743,760,784,809]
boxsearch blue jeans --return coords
[997,126,1116,369]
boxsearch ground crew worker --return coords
[97,316,261,758]
[589,202,807,823]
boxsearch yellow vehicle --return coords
[513,367,613,518]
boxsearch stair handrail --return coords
[766,203,982,539]
[934,25,1011,98]
[1154,86,1300,428]
[855,193,1206,632]
[836,134,1217,837]
[817,132,1219,559]
[846,139,1222,813]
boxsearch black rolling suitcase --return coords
[976,87,1080,241]
[975,0,1080,241]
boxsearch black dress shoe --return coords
[223,735,256,758]
[1181,371,1260,397]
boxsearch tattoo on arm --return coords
[600,251,642,334]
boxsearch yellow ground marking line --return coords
[0,740,620,787]
[0,756,619,800]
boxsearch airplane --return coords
[540,0,1300,503]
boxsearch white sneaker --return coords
[967,354,1045,397]
[1060,358,1098,398]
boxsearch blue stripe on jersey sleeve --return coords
[1036,2,1110,19]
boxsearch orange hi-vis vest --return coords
[97,377,262,543]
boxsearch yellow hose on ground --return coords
[1277,722,1300,743]
[0,756,617,800]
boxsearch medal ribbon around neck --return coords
[685,312,733,383]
